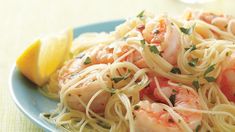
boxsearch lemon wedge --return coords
[16,29,73,86]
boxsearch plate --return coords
[9,20,124,131]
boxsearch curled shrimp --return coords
[66,74,112,113]
[142,16,181,65]
[136,76,202,132]
[217,52,235,103]
[58,45,114,113]
[60,42,147,78]
[58,42,148,113]
[184,9,235,36]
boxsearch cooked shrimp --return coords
[58,45,114,113]
[217,52,235,102]
[58,43,148,113]
[185,10,234,32]
[60,43,148,79]
[58,62,112,113]
[66,74,112,113]
[227,19,235,36]
[136,76,202,132]
[142,17,181,65]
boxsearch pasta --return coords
[39,9,235,132]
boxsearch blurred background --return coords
[1,0,235,131]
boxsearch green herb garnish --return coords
[97,120,111,129]
[226,51,232,56]
[184,47,190,51]
[192,80,200,91]
[153,29,160,35]
[170,67,181,74]
[112,77,125,83]
[110,88,116,96]
[180,24,195,35]
[43,113,51,118]
[140,39,146,47]
[185,45,196,52]
[123,35,129,40]
[137,10,145,18]
[191,45,196,51]
[204,76,216,82]
[188,58,198,67]
[149,45,160,54]
[112,70,131,83]
[169,94,176,106]
[178,119,181,123]
[204,64,215,76]
[195,125,201,132]
[134,105,140,110]
[83,57,91,65]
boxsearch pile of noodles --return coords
[39,10,235,132]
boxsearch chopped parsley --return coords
[76,53,85,59]
[185,45,197,52]
[134,105,140,110]
[192,80,200,91]
[43,113,51,118]
[195,125,201,132]
[169,94,176,106]
[111,70,131,83]
[226,51,232,56]
[178,119,181,123]
[191,45,197,51]
[204,76,216,82]
[188,58,198,67]
[172,89,177,93]
[149,45,160,54]
[204,64,215,76]
[112,77,125,83]
[83,57,91,65]
[140,39,146,47]
[123,35,129,40]
[180,24,195,35]
[170,67,181,74]
[177,83,183,86]
[97,120,111,129]
[110,88,116,96]
[153,29,160,35]
[137,10,145,18]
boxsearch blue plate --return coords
[9,20,124,131]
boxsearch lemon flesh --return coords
[16,29,73,86]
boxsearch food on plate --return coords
[17,9,235,132]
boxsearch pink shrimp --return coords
[141,17,181,65]
[217,52,235,103]
[58,43,148,113]
[184,10,233,31]
[136,75,202,132]
[62,44,148,76]
[66,77,112,113]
